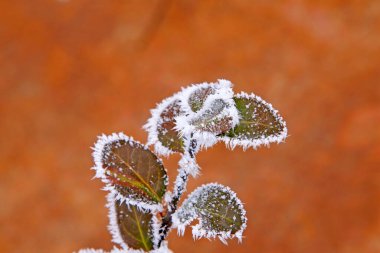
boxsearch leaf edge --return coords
[92,132,168,211]
[172,182,248,243]
[219,91,288,150]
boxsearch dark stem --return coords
[157,138,197,248]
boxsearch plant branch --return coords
[157,137,198,248]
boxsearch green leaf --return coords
[93,133,167,210]
[173,183,247,242]
[175,80,239,148]
[109,194,155,251]
[144,96,185,155]
[156,99,185,153]
[220,92,287,149]
[189,99,236,135]
[188,86,215,112]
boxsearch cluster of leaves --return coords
[79,80,287,253]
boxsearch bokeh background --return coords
[1,1,379,252]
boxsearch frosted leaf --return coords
[189,99,235,134]
[220,92,287,150]
[93,133,168,211]
[175,79,239,148]
[156,99,185,153]
[144,94,185,156]
[107,192,157,251]
[188,86,215,112]
[172,183,247,243]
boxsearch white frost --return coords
[107,191,130,250]
[92,132,165,212]
[172,183,247,243]
[106,192,169,252]
[178,154,200,178]
[76,249,106,253]
[219,91,288,150]
[144,79,240,157]
[76,244,172,253]
[143,91,184,157]
[174,79,239,149]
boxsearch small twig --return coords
[157,137,198,248]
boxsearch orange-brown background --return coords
[1,1,379,253]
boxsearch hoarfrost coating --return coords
[106,192,166,252]
[172,183,247,243]
[144,92,185,157]
[82,80,288,253]
[92,133,168,212]
[77,243,172,253]
[144,80,287,156]
[144,79,240,156]
[174,79,239,149]
[220,92,288,150]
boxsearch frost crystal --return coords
[77,249,106,253]
[176,136,200,177]
[172,183,247,243]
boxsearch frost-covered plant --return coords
[78,80,287,253]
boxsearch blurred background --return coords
[0,1,379,252]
